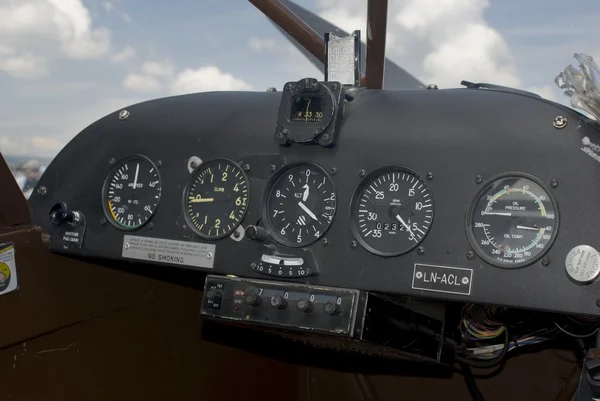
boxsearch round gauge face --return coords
[350,167,434,256]
[467,174,559,268]
[183,159,249,240]
[102,155,162,230]
[264,162,336,247]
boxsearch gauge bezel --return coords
[349,166,434,257]
[261,161,337,247]
[101,154,162,231]
[465,171,560,268]
[182,158,250,241]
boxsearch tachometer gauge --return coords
[350,167,434,256]
[263,162,336,247]
[466,173,559,268]
[183,159,249,240]
[102,155,161,230]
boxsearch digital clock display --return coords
[289,96,323,123]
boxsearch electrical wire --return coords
[456,328,510,368]
[554,322,599,338]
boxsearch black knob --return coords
[296,298,313,313]
[324,301,342,316]
[270,296,288,310]
[245,293,262,307]
[205,288,222,302]
[245,225,268,242]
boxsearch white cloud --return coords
[30,135,63,152]
[141,60,174,77]
[0,0,112,79]
[171,66,252,94]
[123,73,162,93]
[102,1,132,23]
[248,36,277,51]
[111,45,136,63]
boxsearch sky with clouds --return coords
[0,0,599,158]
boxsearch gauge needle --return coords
[190,197,215,203]
[395,214,417,242]
[483,211,512,216]
[517,225,539,231]
[298,201,319,222]
[302,184,310,202]
[133,163,139,190]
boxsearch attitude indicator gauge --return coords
[466,173,559,268]
[263,162,336,247]
[350,166,434,256]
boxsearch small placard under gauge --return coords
[122,235,215,269]
[412,263,473,296]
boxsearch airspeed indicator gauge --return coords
[350,166,434,256]
[183,159,250,240]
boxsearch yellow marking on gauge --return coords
[108,200,118,221]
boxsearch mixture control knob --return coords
[270,295,288,310]
[245,225,268,242]
[205,288,222,302]
[296,298,314,313]
[324,301,342,316]
[245,293,262,307]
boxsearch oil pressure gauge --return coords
[466,173,559,268]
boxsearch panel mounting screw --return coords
[359,169,366,177]
[100,217,107,225]
[322,238,328,246]
[109,158,116,165]
[350,241,357,249]
[475,175,483,184]
[269,164,276,172]
[417,247,425,255]
[553,116,567,129]
[314,129,321,135]
[321,133,330,141]
[550,179,558,188]
[466,251,474,260]
[124,242,130,249]
[206,252,213,259]
[119,109,130,120]
[190,161,198,169]
[157,160,163,167]
[276,132,284,140]
[329,167,337,175]
[282,128,288,135]
[37,186,47,196]
[426,172,433,180]
[233,230,240,238]
[332,83,338,90]
[250,262,257,269]
[148,222,154,230]
[243,164,250,172]
[541,258,550,266]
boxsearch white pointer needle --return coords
[395,214,417,242]
[298,201,319,222]
[484,211,512,216]
[517,225,539,231]
[133,163,139,190]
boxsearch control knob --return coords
[270,295,288,310]
[245,293,263,307]
[205,288,222,303]
[296,298,314,313]
[324,301,342,316]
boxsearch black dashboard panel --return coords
[29,88,600,316]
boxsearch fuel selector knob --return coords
[296,298,314,313]
[270,295,288,310]
[324,301,342,316]
[245,293,262,307]
[205,288,222,302]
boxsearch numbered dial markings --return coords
[265,163,337,247]
[351,167,434,256]
[468,175,558,268]
[184,159,249,240]
[102,156,161,230]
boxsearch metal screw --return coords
[322,238,328,246]
[206,252,213,260]
[233,230,240,238]
[359,169,366,177]
[426,84,438,90]
[148,222,154,230]
[332,83,338,90]
[37,186,47,196]
[321,133,330,142]
[109,158,116,165]
[119,109,130,120]
[125,242,130,249]
[553,116,567,129]
[250,262,257,269]
[466,251,474,260]
[182,224,188,230]
[550,179,558,188]
[190,161,198,169]
[329,167,337,175]
[276,132,284,140]
[157,160,162,167]
[542,258,550,266]
[282,128,289,135]
[100,217,107,225]
[243,164,250,172]
[475,175,483,184]
[314,129,321,135]
[417,247,425,255]
[350,241,357,249]
[426,172,433,180]
[269,164,276,172]
[266,87,277,92]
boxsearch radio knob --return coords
[270,295,288,310]
[324,301,342,316]
[296,298,313,313]
[245,293,262,307]
[245,225,268,242]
